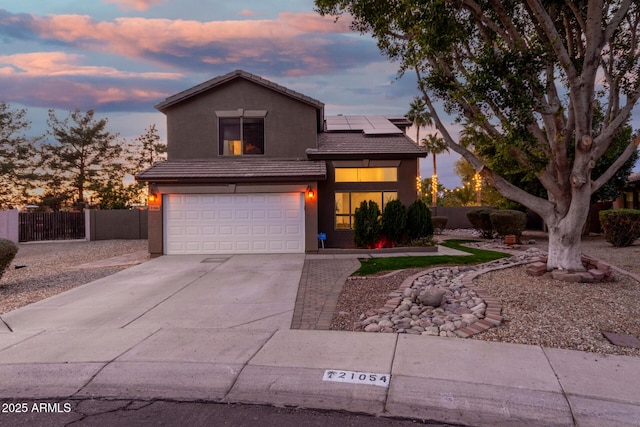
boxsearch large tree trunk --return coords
[546,217,585,271]
[545,186,591,271]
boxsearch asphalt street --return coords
[0,399,462,427]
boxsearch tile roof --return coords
[136,159,327,183]
[306,132,427,158]
[629,172,640,183]
[155,70,325,112]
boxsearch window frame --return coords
[334,167,398,183]
[217,109,267,156]
[334,191,398,230]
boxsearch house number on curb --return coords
[322,370,390,388]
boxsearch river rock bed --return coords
[354,248,547,337]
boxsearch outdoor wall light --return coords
[148,183,159,203]
[307,186,315,199]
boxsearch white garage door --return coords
[164,193,305,254]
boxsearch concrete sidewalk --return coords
[1,329,639,426]
[1,251,639,426]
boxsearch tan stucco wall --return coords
[164,78,319,160]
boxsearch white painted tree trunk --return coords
[545,188,591,271]
[546,219,585,271]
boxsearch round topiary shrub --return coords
[489,209,527,240]
[599,209,640,247]
[407,199,433,239]
[381,199,407,245]
[354,200,382,248]
[0,238,18,280]
[467,208,495,238]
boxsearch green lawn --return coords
[354,240,511,276]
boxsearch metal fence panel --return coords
[19,212,86,242]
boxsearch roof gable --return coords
[155,70,325,112]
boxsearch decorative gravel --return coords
[0,240,148,315]
[331,231,640,357]
[471,266,640,357]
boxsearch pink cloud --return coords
[0,52,182,79]
[239,9,258,17]
[280,12,352,33]
[28,12,352,58]
[0,75,170,108]
[104,0,165,11]
[16,12,362,79]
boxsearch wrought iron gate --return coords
[19,212,85,242]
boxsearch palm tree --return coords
[422,134,449,206]
[405,97,431,145]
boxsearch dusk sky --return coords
[1,0,638,188]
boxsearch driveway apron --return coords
[2,254,305,332]
[128,254,305,330]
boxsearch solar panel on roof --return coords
[363,128,403,135]
[325,114,403,135]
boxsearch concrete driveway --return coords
[1,254,305,333]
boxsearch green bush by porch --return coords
[599,209,640,247]
[0,238,18,280]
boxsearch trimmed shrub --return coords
[599,209,640,247]
[354,200,382,248]
[431,216,448,234]
[407,199,433,240]
[489,210,527,240]
[381,199,407,245]
[0,238,18,280]
[467,208,495,238]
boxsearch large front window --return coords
[335,191,397,229]
[219,117,265,155]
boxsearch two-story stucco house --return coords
[136,70,427,256]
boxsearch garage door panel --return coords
[236,210,250,220]
[202,227,216,236]
[236,241,250,251]
[167,226,183,236]
[164,192,305,254]
[269,210,283,219]
[185,210,200,220]
[252,225,266,235]
[185,226,200,236]
[286,241,302,250]
[202,242,217,251]
[252,210,266,220]
[269,241,283,251]
[286,225,301,235]
[269,225,283,235]
[253,241,267,250]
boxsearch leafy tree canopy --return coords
[0,102,41,208]
[316,0,640,270]
[45,109,122,206]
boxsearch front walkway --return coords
[291,258,360,330]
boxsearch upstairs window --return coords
[217,110,266,156]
